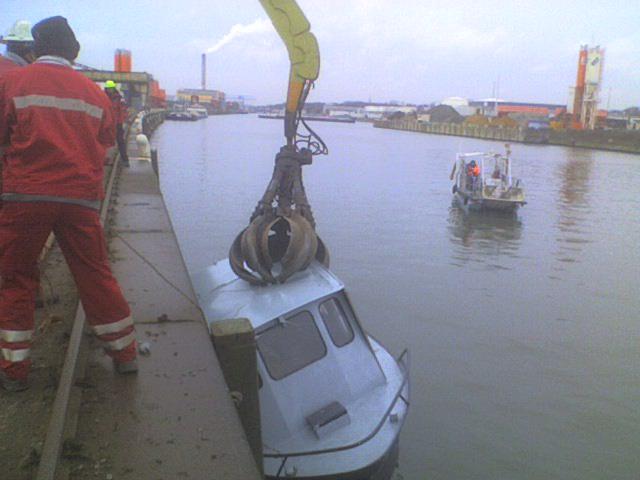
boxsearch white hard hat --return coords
[1,20,34,43]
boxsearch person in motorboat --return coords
[492,162,501,179]
[466,160,480,190]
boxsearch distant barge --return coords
[259,114,356,124]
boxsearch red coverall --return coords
[107,91,129,164]
[0,54,24,206]
[110,93,128,125]
[0,56,136,380]
[0,55,22,76]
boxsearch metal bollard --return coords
[135,134,151,159]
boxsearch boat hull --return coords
[454,191,523,213]
[266,437,399,480]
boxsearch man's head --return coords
[2,20,35,63]
[31,16,80,62]
[104,80,120,98]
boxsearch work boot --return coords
[0,370,29,392]
[114,359,138,374]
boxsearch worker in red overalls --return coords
[1,21,35,208]
[104,80,130,167]
[0,20,35,76]
[0,16,137,391]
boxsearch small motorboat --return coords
[166,110,198,121]
[186,105,208,119]
[193,260,410,479]
[451,146,526,212]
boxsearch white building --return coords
[364,105,416,120]
[441,96,468,107]
[441,96,476,116]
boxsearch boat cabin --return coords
[453,151,525,211]
[193,260,409,478]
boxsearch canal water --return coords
[153,115,639,480]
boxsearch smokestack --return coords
[201,53,206,91]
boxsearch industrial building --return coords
[468,99,566,118]
[568,45,605,129]
[80,48,167,109]
[441,97,476,117]
[322,104,417,120]
[172,53,227,113]
[175,88,226,112]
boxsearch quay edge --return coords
[375,119,640,154]
[68,111,263,480]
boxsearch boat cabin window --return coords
[319,297,354,348]
[257,310,327,380]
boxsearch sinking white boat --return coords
[451,150,526,213]
[193,260,410,479]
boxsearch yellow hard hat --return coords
[105,80,117,89]
[1,20,34,43]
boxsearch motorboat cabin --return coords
[193,260,410,479]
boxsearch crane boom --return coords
[228,0,328,286]
[259,0,320,143]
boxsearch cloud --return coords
[606,33,640,73]
[206,18,273,54]
[530,63,552,74]
[448,27,509,51]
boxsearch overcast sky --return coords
[4,0,639,108]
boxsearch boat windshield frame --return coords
[256,309,329,381]
[456,152,513,189]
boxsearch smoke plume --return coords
[206,18,272,54]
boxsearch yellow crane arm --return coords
[229,1,328,285]
[259,0,320,142]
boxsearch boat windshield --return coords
[257,310,327,380]
[484,154,511,185]
[319,297,354,347]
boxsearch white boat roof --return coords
[192,260,345,330]
[456,152,499,159]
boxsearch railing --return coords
[269,348,410,478]
[141,109,166,137]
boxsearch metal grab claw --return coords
[229,146,329,286]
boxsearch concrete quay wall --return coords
[375,119,526,143]
[375,119,640,154]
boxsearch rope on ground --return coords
[114,232,202,311]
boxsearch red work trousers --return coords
[0,202,136,380]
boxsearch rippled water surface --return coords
[153,115,640,480]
